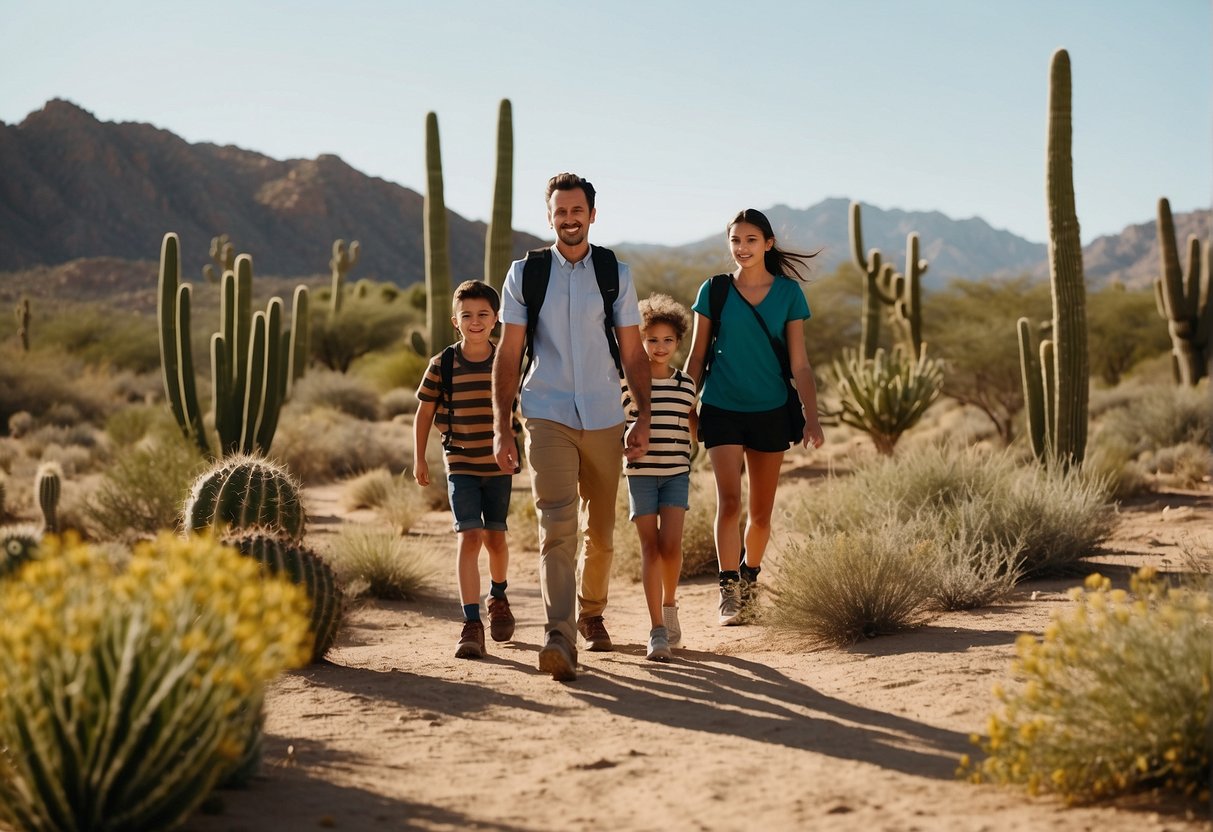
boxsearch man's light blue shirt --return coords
[501,244,641,431]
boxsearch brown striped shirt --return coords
[416,344,508,476]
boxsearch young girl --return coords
[684,209,825,625]
[623,294,698,660]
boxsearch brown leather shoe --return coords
[486,595,516,642]
[538,631,577,681]
[454,620,485,659]
[577,615,613,652]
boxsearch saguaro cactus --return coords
[158,233,304,458]
[848,203,927,357]
[1018,49,1089,468]
[415,112,455,356]
[34,461,62,534]
[484,99,514,291]
[328,239,361,315]
[1153,197,1211,385]
[183,454,306,541]
[204,234,236,283]
[14,298,30,352]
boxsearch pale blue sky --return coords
[2,0,1209,248]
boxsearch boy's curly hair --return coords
[639,293,689,341]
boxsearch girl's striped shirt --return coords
[622,368,696,476]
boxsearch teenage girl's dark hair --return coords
[728,208,819,281]
[546,172,596,212]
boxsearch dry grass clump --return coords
[0,345,116,432]
[963,569,1211,805]
[381,388,418,420]
[1092,380,1211,456]
[764,519,936,644]
[289,369,383,421]
[325,526,439,601]
[272,406,409,484]
[352,348,430,394]
[926,508,1024,611]
[1082,434,1149,499]
[340,468,428,533]
[1142,442,1212,489]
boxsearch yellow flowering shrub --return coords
[0,533,311,831]
[963,568,1212,804]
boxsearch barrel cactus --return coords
[183,454,305,541]
[223,531,343,662]
[0,523,42,579]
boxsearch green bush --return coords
[1093,381,1212,456]
[325,526,438,601]
[272,406,410,485]
[38,304,162,374]
[0,344,114,436]
[289,369,383,421]
[354,349,431,395]
[0,534,310,830]
[964,569,1211,804]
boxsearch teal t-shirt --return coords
[692,275,810,412]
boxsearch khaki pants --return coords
[524,418,623,644]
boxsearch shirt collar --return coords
[551,243,592,270]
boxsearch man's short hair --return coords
[452,279,500,314]
[545,172,596,212]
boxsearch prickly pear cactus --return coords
[183,454,306,541]
[223,531,343,662]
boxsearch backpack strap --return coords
[438,344,458,448]
[732,281,794,381]
[521,248,551,379]
[590,246,623,378]
[701,273,732,381]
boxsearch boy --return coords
[414,280,517,659]
[623,294,697,661]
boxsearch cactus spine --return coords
[224,532,344,662]
[204,233,236,283]
[183,454,306,540]
[328,239,361,315]
[485,99,514,291]
[419,112,455,355]
[1018,49,1089,468]
[848,203,926,358]
[158,233,303,458]
[14,297,29,352]
[1153,197,1211,385]
[34,461,62,534]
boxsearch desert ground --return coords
[183,449,1213,832]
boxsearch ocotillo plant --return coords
[183,453,306,541]
[848,203,927,357]
[14,297,29,352]
[328,238,361,315]
[158,232,305,458]
[204,233,236,283]
[1017,48,1089,468]
[485,98,514,291]
[415,112,455,356]
[1153,197,1211,385]
[34,461,61,535]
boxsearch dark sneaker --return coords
[538,631,577,681]
[454,620,485,659]
[486,595,515,642]
[718,581,742,626]
[577,615,613,652]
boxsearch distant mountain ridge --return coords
[1,99,1208,292]
[0,99,545,282]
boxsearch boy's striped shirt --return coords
[622,368,696,476]
[416,344,505,476]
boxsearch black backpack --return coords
[701,273,733,381]
[439,344,522,471]
[521,246,623,378]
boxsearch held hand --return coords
[623,419,650,461]
[494,429,518,473]
[413,458,430,488]
[802,415,825,450]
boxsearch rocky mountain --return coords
[0,99,545,283]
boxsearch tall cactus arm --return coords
[424,112,455,353]
[175,284,209,455]
[240,311,269,455]
[287,286,309,397]
[211,332,233,452]
[485,98,514,290]
[158,234,188,433]
[256,298,285,454]
[1017,318,1046,461]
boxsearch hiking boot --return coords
[578,615,613,652]
[454,620,485,659]
[718,581,742,626]
[538,631,577,681]
[662,604,682,647]
[486,595,515,642]
[646,627,672,662]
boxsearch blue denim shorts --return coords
[626,472,691,519]
[447,474,512,532]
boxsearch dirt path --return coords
[183,486,1212,832]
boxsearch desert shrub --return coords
[1093,381,1212,456]
[0,344,115,433]
[37,304,162,374]
[926,507,1024,611]
[289,369,383,421]
[84,424,208,541]
[507,490,540,552]
[325,526,438,601]
[340,468,427,533]
[764,519,936,644]
[104,403,174,449]
[273,405,410,484]
[382,388,418,419]
[0,533,310,830]
[963,569,1211,804]
[310,294,413,373]
[354,349,431,394]
[1142,442,1213,489]
[1083,433,1150,499]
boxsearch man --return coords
[493,173,650,682]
